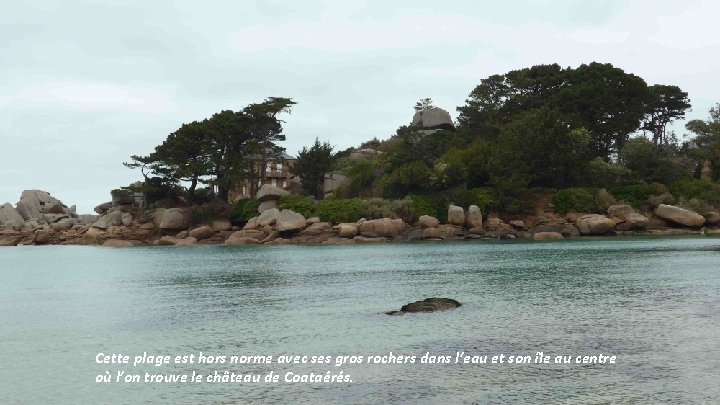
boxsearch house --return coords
[230,152,298,200]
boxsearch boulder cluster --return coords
[2,188,719,247]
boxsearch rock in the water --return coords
[655,204,706,228]
[189,225,215,240]
[258,200,277,213]
[386,298,462,315]
[533,231,564,240]
[256,184,289,202]
[276,209,307,232]
[418,215,439,228]
[224,235,261,245]
[422,224,464,239]
[465,205,483,229]
[159,208,192,231]
[121,213,133,227]
[411,107,454,130]
[359,218,405,237]
[607,204,648,230]
[300,222,333,236]
[447,205,465,226]
[0,203,24,229]
[157,236,180,246]
[576,214,616,235]
[102,239,134,248]
[338,223,358,237]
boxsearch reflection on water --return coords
[1,238,719,403]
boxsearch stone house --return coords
[230,152,298,200]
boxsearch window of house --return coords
[266,163,272,173]
[277,163,283,172]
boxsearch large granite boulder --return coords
[102,239,134,248]
[0,203,24,229]
[655,204,706,228]
[705,211,720,226]
[607,204,648,230]
[189,225,216,240]
[465,205,483,229]
[256,184,289,202]
[418,215,439,228]
[533,231,564,240]
[576,214,616,235]
[258,200,277,213]
[359,218,405,237]
[121,213,133,227]
[447,205,465,226]
[338,223,358,237]
[422,224,464,240]
[276,209,307,232]
[411,107,454,130]
[257,208,281,227]
[300,222,333,236]
[159,208,192,231]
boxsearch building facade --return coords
[230,153,297,200]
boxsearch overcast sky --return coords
[2,0,719,213]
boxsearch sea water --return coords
[1,238,719,403]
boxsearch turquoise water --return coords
[1,238,719,404]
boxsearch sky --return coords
[2,0,720,213]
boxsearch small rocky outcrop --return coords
[386,298,461,316]
[447,205,465,226]
[576,214,616,235]
[655,204,706,228]
[0,203,24,229]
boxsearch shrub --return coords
[677,197,715,216]
[316,198,369,223]
[229,199,259,224]
[670,178,720,207]
[452,188,496,212]
[647,192,674,208]
[192,201,233,225]
[552,188,596,214]
[583,158,637,188]
[277,196,316,218]
[610,183,655,208]
[409,194,446,222]
[595,188,617,212]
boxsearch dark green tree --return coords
[291,138,335,199]
[641,85,691,146]
[685,104,720,180]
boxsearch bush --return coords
[409,194,446,222]
[610,183,655,208]
[229,199,260,225]
[647,192,674,208]
[192,201,233,225]
[677,197,715,216]
[595,188,617,212]
[363,198,418,223]
[583,158,637,188]
[670,178,720,207]
[277,196,316,218]
[452,188,496,212]
[316,198,369,223]
[552,188,596,214]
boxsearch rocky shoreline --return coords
[1,189,720,248]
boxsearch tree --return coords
[641,85,691,146]
[685,104,720,180]
[291,138,335,199]
[125,97,295,203]
[556,62,648,160]
[414,98,434,112]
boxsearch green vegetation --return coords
[230,199,260,224]
[552,188,596,215]
[124,62,720,219]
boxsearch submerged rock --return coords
[385,298,462,315]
